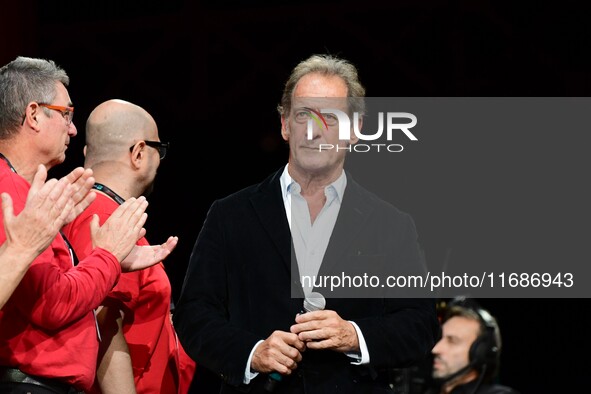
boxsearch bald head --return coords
[85,99,158,167]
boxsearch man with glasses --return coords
[62,99,195,394]
[24,103,74,125]
[0,56,171,394]
[0,164,94,310]
[129,140,169,160]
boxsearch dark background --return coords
[2,1,590,393]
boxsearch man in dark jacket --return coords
[174,53,439,393]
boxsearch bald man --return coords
[62,99,196,394]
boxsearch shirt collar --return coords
[280,164,347,202]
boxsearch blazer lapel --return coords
[318,173,374,277]
[249,169,293,274]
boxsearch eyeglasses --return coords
[129,140,170,160]
[21,102,75,125]
[38,103,74,125]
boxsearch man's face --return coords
[36,82,77,169]
[139,123,162,197]
[431,316,480,380]
[281,73,358,176]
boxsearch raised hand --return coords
[121,235,179,271]
[59,166,96,224]
[3,164,79,256]
[89,196,149,268]
[0,164,98,309]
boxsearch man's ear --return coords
[23,102,42,130]
[281,116,290,142]
[129,141,144,169]
[349,115,362,145]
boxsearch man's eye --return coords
[323,114,338,125]
[294,111,312,123]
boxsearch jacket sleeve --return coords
[354,213,440,368]
[18,241,121,330]
[0,178,122,330]
[173,201,260,387]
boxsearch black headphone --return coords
[443,296,501,378]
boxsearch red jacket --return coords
[0,160,121,392]
[63,192,195,394]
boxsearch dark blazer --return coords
[174,167,439,393]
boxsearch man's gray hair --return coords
[277,54,366,118]
[0,56,69,139]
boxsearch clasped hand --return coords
[290,310,359,353]
[251,310,360,376]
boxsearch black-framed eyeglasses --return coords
[129,140,169,159]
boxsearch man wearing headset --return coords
[428,297,520,394]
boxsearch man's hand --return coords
[2,164,87,257]
[251,330,305,376]
[59,166,96,225]
[290,310,360,353]
[90,196,148,268]
[121,236,178,271]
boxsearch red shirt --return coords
[0,161,121,392]
[63,192,196,394]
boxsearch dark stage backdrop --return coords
[2,1,590,393]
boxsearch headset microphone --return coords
[435,358,476,386]
[435,296,501,394]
